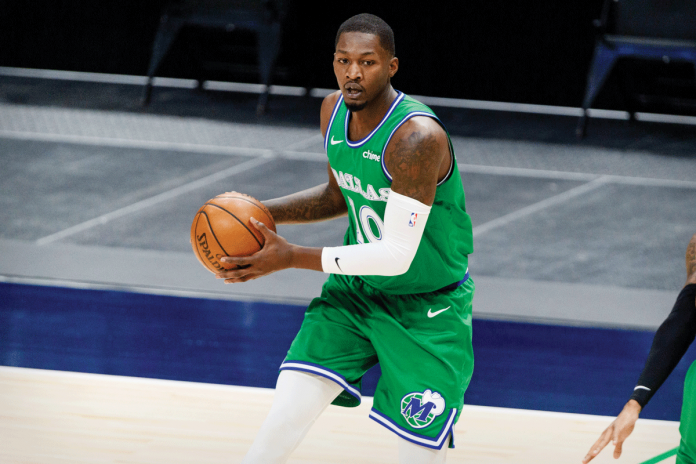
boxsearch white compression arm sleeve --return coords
[321,191,431,276]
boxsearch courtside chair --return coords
[577,0,696,138]
[142,0,287,115]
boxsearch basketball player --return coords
[582,232,696,464]
[216,13,474,464]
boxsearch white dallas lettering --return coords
[343,172,355,191]
[331,168,389,202]
[365,184,379,201]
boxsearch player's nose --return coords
[346,63,362,80]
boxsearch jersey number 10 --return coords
[347,196,384,244]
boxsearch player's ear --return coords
[389,57,398,78]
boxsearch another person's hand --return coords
[216,218,294,283]
[582,400,642,463]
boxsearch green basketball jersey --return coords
[324,91,473,294]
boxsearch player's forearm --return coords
[630,284,696,407]
[264,184,347,225]
[287,244,324,272]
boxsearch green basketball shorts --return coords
[678,360,696,464]
[280,272,475,450]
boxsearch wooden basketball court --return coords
[0,366,679,464]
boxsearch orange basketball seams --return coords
[190,192,276,274]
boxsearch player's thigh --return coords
[283,277,379,405]
[370,279,475,447]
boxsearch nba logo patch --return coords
[408,212,417,227]
[400,389,446,429]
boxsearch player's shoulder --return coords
[389,113,447,149]
[320,91,343,136]
[321,91,342,112]
[391,94,444,139]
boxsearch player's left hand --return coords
[582,400,641,463]
[216,218,294,283]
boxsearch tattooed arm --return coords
[266,113,452,224]
[264,163,347,225]
[385,116,451,206]
[686,233,696,285]
[262,91,348,225]
[216,92,345,280]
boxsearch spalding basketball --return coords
[190,192,276,274]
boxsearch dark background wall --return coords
[1,1,695,111]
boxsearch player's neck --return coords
[348,86,398,141]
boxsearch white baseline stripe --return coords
[413,94,585,117]
[202,80,307,96]
[35,156,273,246]
[3,67,695,125]
[0,67,148,85]
[472,177,611,237]
[636,112,696,126]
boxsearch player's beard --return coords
[345,101,367,112]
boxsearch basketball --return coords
[190,192,276,274]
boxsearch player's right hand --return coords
[216,218,293,283]
[582,400,641,463]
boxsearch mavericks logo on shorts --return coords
[400,389,446,429]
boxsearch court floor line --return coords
[3,66,696,125]
[472,176,612,237]
[3,130,696,190]
[35,156,273,246]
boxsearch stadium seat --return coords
[577,0,696,138]
[142,0,287,115]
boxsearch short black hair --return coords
[335,13,395,57]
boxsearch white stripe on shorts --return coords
[279,361,362,402]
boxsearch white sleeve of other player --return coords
[320,191,431,276]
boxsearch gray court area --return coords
[1,77,695,329]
